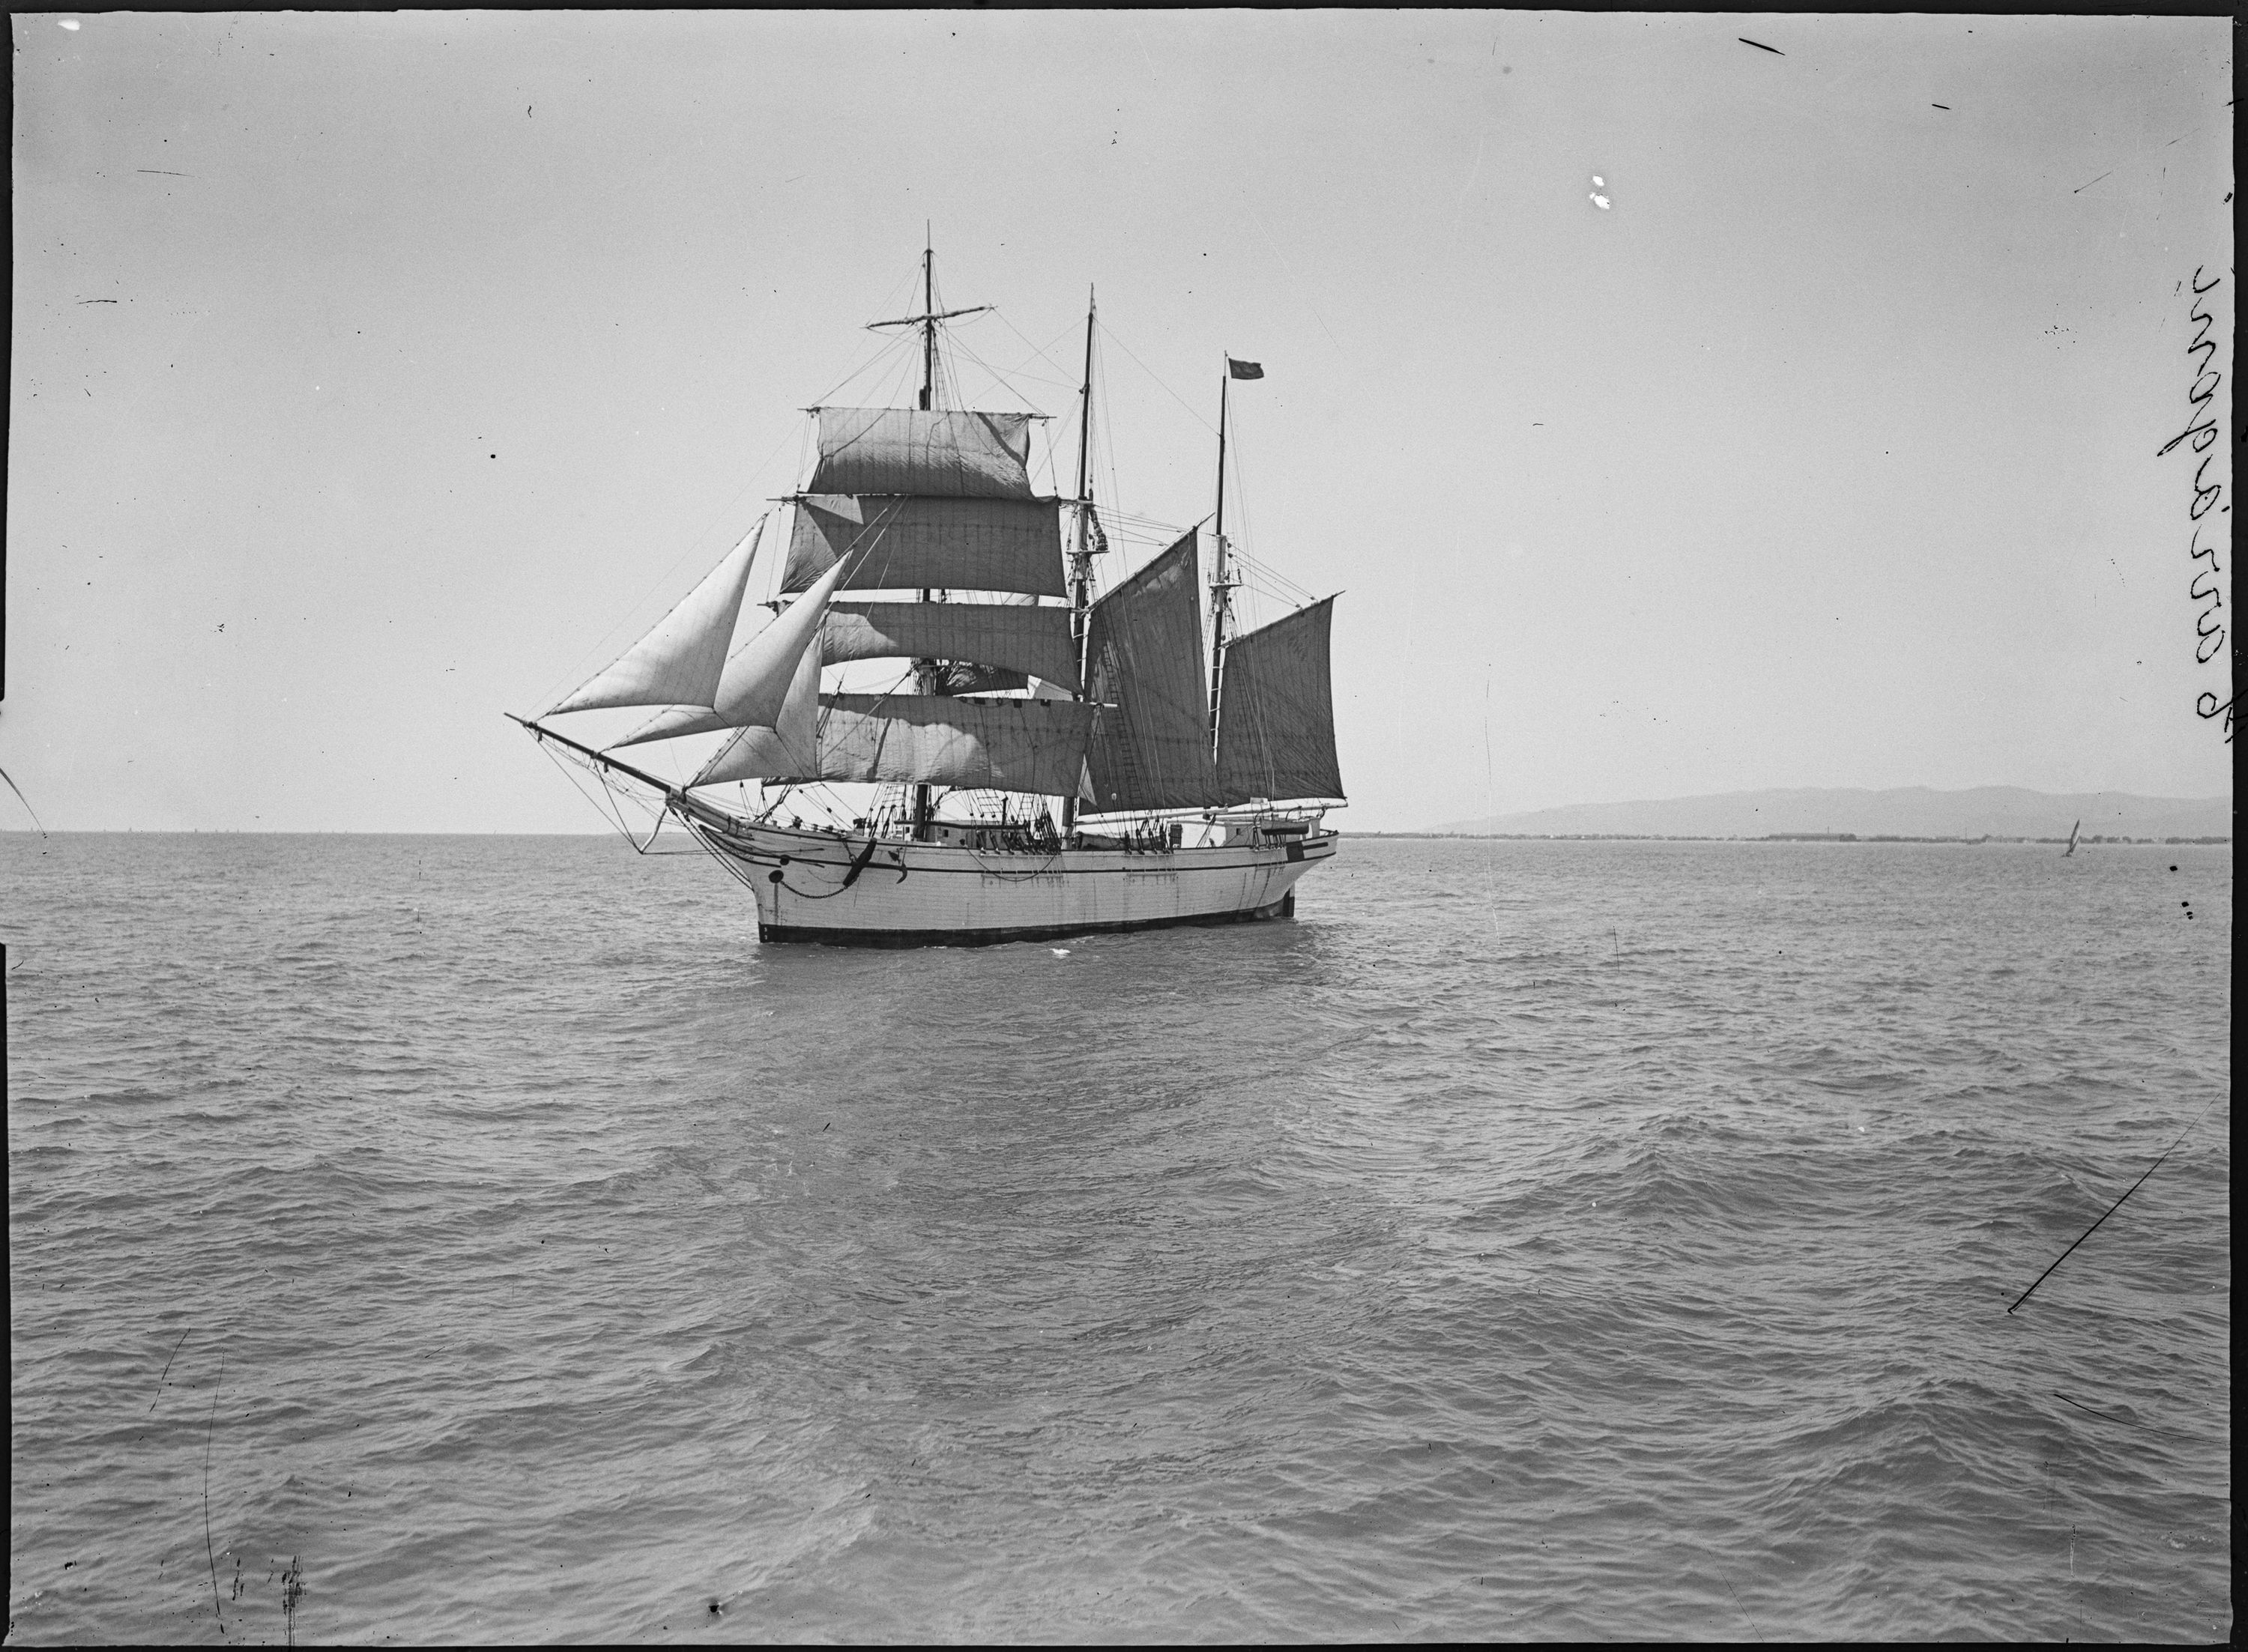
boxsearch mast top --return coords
[1073,285,1097,506]
[865,306,990,331]
[859,245,991,411]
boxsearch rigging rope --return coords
[810,325,919,410]
[1097,320,1218,435]
[528,423,799,715]
[812,264,919,405]
[1221,402,1257,563]
[949,330,1076,402]
[989,308,1088,396]
[538,738,650,847]
[537,737,707,854]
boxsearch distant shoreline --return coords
[0,829,2232,844]
[1348,832,2232,844]
[1424,787,2229,842]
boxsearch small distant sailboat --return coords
[2062,819,2081,856]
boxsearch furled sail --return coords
[547,519,763,715]
[820,599,1078,689]
[783,495,1065,598]
[934,662,1027,695]
[799,694,1094,796]
[1082,531,1219,812]
[808,408,1036,499]
[613,552,853,747]
[687,637,821,785]
[1215,597,1345,803]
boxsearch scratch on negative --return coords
[2055,1391,2135,1424]
[150,1328,192,1412]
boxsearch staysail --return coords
[1215,598,1344,803]
[614,551,853,748]
[1082,531,1219,812]
[547,519,764,715]
[686,637,822,785]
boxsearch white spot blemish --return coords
[1592,175,1604,187]
[1592,194,1611,210]
[60,17,81,27]
[1051,948,1070,957]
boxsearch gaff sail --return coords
[1082,530,1219,813]
[1215,597,1345,804]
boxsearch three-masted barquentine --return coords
[513,253,1344,945]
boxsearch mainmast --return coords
[1063,287,1098,838]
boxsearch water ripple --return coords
[4,834,2230,1642]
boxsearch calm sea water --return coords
[5,832,2231,1643]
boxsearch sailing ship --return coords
[511,253,1344,945]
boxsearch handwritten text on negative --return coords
[2160,268,2229,742]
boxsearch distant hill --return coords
[1431,787,2232,841]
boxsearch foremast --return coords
[867,241,991,841]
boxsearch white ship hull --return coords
[679,814,1337,946]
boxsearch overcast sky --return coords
[7,10,2233,833]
